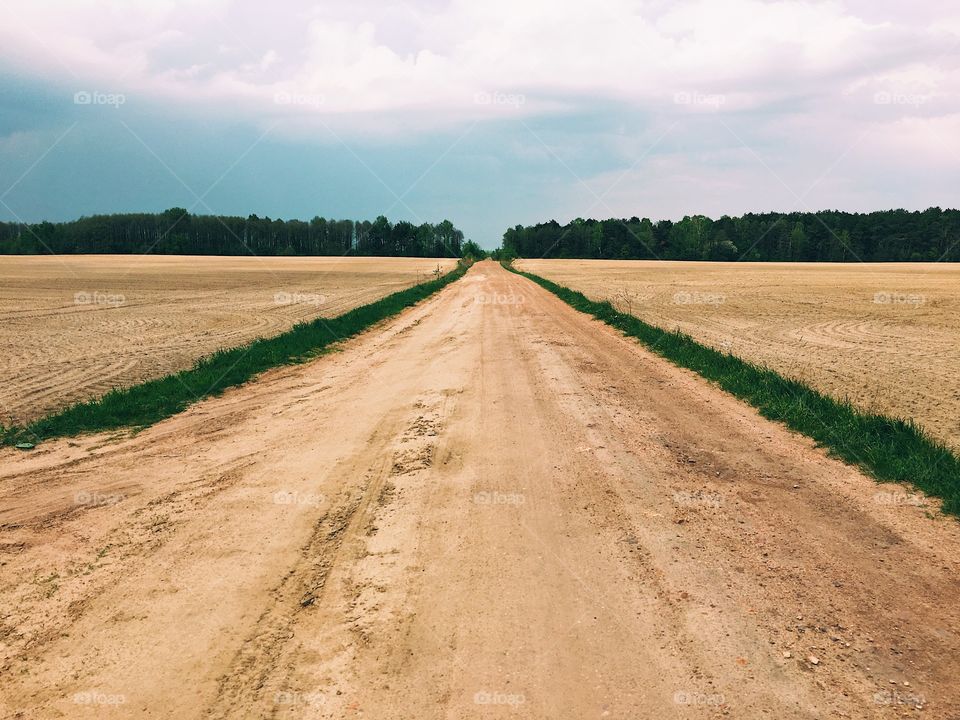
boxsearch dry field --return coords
[517,259,960,451]
[0,255,455,425]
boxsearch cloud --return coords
[0,0,956,132]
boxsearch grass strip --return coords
[508,263,960,516]
[3,261,469,445]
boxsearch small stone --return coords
[808,656,820,666]
[783,651,792,659]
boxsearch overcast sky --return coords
[1,0,957,247]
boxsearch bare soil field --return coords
[518,259,960,451]
[1,262,958,719]
[0,255,455,425]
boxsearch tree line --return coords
[500,208,960,262]
[0,209,466,257]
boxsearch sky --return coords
[0,0,958,248]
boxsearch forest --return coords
[0,209,465,258]
[500,208,960,262]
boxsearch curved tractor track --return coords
[1,261,958,719]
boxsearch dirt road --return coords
[2,261,959,719]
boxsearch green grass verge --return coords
[3,262,469,446]
[507,263,960,516]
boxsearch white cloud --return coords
[0,0,956,127]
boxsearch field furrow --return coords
[518,259,960,451]
[0,256,455,425]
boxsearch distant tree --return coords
[789,223,808,261]
[461,240,487,260]
[366,215,391,255]
[0,212,466,258]
[499,209,954,262]
[708,230,738,261]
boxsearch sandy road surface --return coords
[2,261,959,719]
